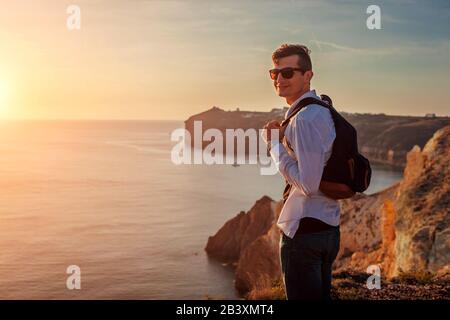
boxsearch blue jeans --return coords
[279,227,340,300]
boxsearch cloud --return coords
[307,39,450,66]
[309,40,421,56]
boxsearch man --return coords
[262,44,340,300]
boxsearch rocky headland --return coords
[205,125,450,299]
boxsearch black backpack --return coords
[280,94,371,201]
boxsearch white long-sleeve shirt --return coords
[269,89,340,238]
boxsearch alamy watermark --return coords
[66,5,81,31]
[366,264,381,289]
[170,121,280,175]
[66,265,81,290]
[366,5,381,30]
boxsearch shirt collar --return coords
[284,89,319,119]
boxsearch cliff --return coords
[205,196,283,295]
[205,195,277,263]
[338,125,449,277]
[186,106,449,167]
[205,125,450,299]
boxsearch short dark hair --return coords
[272,44,312,74]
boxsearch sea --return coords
[0,120,403,299]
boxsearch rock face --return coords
[205,196,278,264]
[186,106,450,167]
[205,196,281,295]
[395,126,450,274]
[234,202,283,294]
[205,126,450,298]
[339,125,449,277]
[335,184,398,276]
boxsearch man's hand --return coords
[262,120,285,144]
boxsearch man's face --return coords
[272,55,312,101]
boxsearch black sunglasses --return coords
[269,67,303,80]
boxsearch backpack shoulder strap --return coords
[280,97,332,127]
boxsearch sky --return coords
[0,0,449,120]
